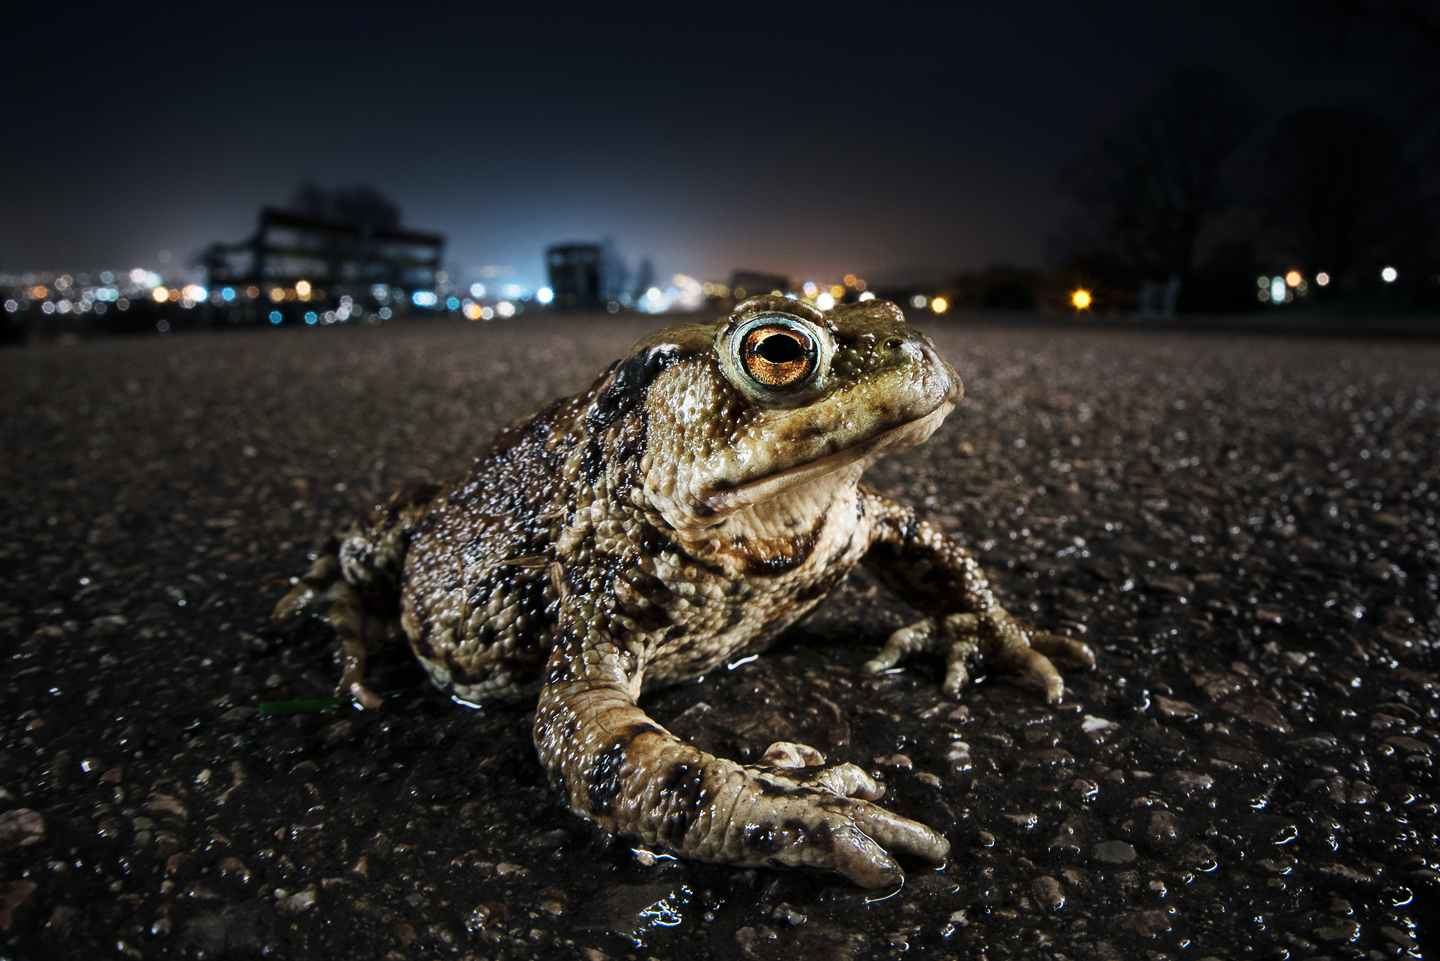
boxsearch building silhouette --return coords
[546,243,605,310]
[202,207,444,288]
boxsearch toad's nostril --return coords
[885,338,904,350]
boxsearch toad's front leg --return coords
[858,486,1094,702]
[534,607,949,887]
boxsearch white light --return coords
[503,284,522,298]
[1381,266,1398,283]
[470,283,486,298]
[671,275,703,310]
[635,287,674,315]
[802,281,818,298]
[1270,277,1286,304]
[1315,272,1330,286]
[536,287,554,304]
[495,301,515,318]
[480,306,495,320]
[857,291,875,301]
[411,290,438,307]
[910,294,927,308]
[815,292,835,310]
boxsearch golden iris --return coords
[741,324,817,388]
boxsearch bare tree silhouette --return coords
[1057,69,1259,283]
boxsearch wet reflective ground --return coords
[1,317,1436,960]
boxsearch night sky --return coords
[1,1,1398,289]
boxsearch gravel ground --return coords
[1,314,1437,961]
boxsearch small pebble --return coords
[1093,841,1137,864]
[1032,875,1065,911]
[0,809,45,850]
[276,885,317,917]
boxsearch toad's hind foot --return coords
[863,611,1094,704]
[271,541,387,706]
[271,542,343,626]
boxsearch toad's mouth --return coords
[701,402,955,516]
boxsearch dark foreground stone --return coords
[1,315,1436,960]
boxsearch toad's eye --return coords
[740,323,818,389]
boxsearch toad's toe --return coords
[1031,632,1096,669]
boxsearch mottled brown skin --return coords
[274,295,1094,887]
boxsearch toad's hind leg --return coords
[272,482,442,705]
[272,536,387,706]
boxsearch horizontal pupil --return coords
[753,331,806,364]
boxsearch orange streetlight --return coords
[1071,289,1092,310]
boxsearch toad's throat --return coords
[701,403,954,516]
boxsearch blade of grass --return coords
[256,686,424,717]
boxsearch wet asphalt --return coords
[1,313,1437,961]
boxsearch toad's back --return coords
[395,362,876,705]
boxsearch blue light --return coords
[411,290,438,308]
[269,311,282,324]
[446,296,460,311]
[221,287,235,302]
[304,311,318,325]
[536,286,554,304]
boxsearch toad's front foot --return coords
[710,740,949,887]
[863,609,1094,703]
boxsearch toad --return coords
[274,295,1093,886]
